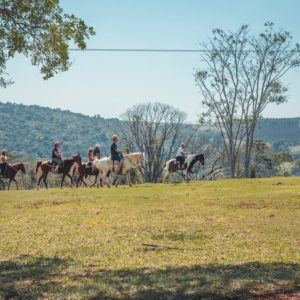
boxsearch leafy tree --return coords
[195,23,300,178]
[0,0,95,86]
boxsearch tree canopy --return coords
[0,0,95,86]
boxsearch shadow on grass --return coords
[0,255,72,299]
[0,256,299,299]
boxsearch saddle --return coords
[172,159,187,171]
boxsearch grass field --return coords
[0,178,299,299]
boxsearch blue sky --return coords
[1,0,300,121]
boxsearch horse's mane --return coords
[64,154,81,161]
[9,162,23,167]
[123,152,143,159]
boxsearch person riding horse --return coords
[93,143,101,160]
[111,134,124,175]
[0,149,9,177]
[87,147,96,174]
[176,143,187,170]
[52,141,63,173]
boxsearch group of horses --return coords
[0,152,205,190]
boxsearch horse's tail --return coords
[36,161,42,174]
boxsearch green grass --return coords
[0,178,300,299]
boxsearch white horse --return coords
[162,153,205,182]
[94,152,144,188]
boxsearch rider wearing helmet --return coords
[0,149,9,177]
[87,147,95,174]
[52,141,62,173]
[93,143,101,160]
[111,134,124,174]
[176,143,187,170]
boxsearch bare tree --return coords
[241,22,300,177]
[195,23,300,177]
[119,102,187,182]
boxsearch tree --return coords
[119,102,188,182]
[195,23,300,178]
[0,0,95,86]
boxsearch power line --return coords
[69,48,205,52]
[69,48,297,53]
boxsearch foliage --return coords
[250,140,294,177]
[0,178,300,298]
[195,23,300,178]
[0,0,95,85]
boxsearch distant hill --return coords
[0,102,299,160]
[255,118,300,144]
[0,102,120,159]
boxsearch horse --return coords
[162,154,205,182]
[36,154,82,189]
[94,152,144,188]
[0,162,26,190]
[73,162,102,188]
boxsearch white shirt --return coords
[176,147,186,158]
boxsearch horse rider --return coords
[93,143,101,160]
[87,147,96,174]
[52,141,63,173]
[0,149,9,177]
[111,134,124,174]
[176,143,187,170]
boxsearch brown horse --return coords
[36,154,82,189]
[162,153,205,182]
[0,162,26,190]
[73,162,102,188]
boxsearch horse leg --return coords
[61,174,66,188]
[127,172,133,187]
[90,175,97,188]
[8,179,12,190]
[163,171,170,183]
[104,172,110,188]
[37,175,43,190]
[43,177,48,189]
[66,173,73,187]
[77,174,85,187]
[13,178,19,190]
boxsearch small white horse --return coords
[162,153,205,182]
[94,152,144,188]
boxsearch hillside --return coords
[0,102,120,159]
[0,102,299,160]
[255,117,300,143]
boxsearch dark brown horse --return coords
[0,162,26,190]
[162,154,205,182]
[73,162,102,188]
[36,154,82,189]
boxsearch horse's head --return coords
[74,153,82,165]
[139,152,145,168]
[20,162,26,174]
[194,154,205,166]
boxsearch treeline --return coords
[0,101,300,161]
